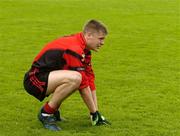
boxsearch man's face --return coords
[85,32,106,52]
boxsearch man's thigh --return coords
[46,70,81,95]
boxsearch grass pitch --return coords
[0,0,179,136]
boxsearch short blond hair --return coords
[83,19,108,35]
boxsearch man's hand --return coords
[90,111,111,126]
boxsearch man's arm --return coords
[79,87,111,126]
[79,86,97,113]
[83,50,99,110]
[91,90,98,110]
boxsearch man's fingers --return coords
[103,120,111,125]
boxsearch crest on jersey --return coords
[81,54,85,62]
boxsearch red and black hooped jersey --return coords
[31,32,95,90]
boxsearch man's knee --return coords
[47,70,82,93]
[70,72,82,87]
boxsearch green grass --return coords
[0,0,179,136]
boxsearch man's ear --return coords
[84,32,93,43]
[86,32,93,38]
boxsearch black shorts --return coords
[23,67,50,101]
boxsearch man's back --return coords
[32,32,86,72]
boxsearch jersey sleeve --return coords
[84,50,96,91]
[62,49,89,90]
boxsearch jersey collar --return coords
[78,32,87,49]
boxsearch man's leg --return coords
[46,70,82,108]
[39,70,82,131]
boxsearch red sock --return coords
[42,102,56,114]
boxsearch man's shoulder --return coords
[46,32,85,55]
[63,32,85,54]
